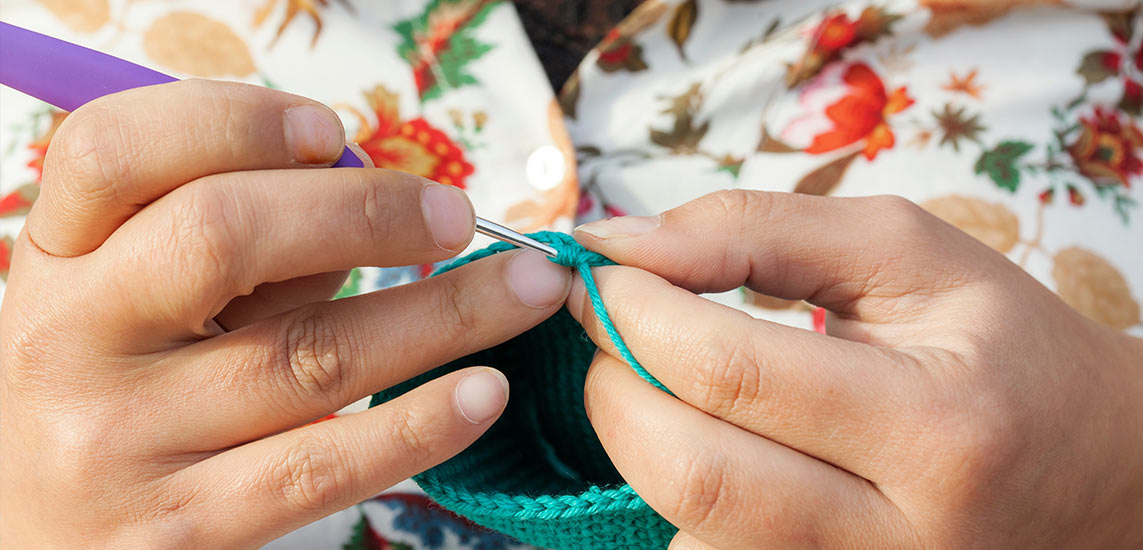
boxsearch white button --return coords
[525,145,565,191]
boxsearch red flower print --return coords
[348,85,475,188]
[1098,36,1143,110]
[785,62,914,161]
[0,185,38,218]
[26,110,68,182]
[815,13,859,51]
[787,7,901,87]
[602,204,628,218]
[0,237,13,282]
[1067,106,1143,190]
[1077,11,1143,115]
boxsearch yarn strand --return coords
[436,231,670,394]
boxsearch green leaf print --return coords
[975,140,1034,192]
[394,0,499,102]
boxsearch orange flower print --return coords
[1067,106,1143,190]
[0,236,13,282]
[784,62,914,161]
[344,85,474,188]
[1,109,65,219]
[25,110,68,182]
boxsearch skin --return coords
[568,191,1143,549]
[0,80,573,548]
[2,78,1141,548]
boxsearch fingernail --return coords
[575,215,660,239]
[508,249,571,308]
[284,104,344,164]
[455,368,509,424]
[421,184,475,251]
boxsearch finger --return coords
[573,190,1001,322]
[30,79,346,257]
[101,168,474,339]
[174,367,508,548]
[585,354,912,549]
[566,265,927,481]
[214,271,350,331]
[158,249,570,448]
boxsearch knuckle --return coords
[168,184,238,289]
[274,434,347,513]
[278,309,352,407]
[866,195,931,235]
[45,106,135,203]
[388,407,436,465]
[433,276,480,348]
[685,339,765,418]
[662,450,728,530]
[357,177,394,249]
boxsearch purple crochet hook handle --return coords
[0,21,364,168]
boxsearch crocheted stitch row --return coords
[370,232,677,550]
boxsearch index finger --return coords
[572,190,1003,322]
[30,79,346,257]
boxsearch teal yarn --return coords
[370,231,677,549]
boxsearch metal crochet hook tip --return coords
[475,217,558,259]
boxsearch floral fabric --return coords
[1,0,1141,548]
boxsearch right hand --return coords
[0,79,572,548]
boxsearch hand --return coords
[568,191,1143,549]
[0,80,572,548]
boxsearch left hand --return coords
[567,190,1143,549]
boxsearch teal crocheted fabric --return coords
[370,232,677,550]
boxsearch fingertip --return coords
[573,215,661,243]
[284,103,346,165]
[507,249,572,308]
[454,367,509,424]
[421,183,476,252]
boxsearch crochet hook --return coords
[0,21,558,259]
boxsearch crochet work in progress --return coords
[370,232,677,550]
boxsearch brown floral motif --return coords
[920,195,1020,254]
[666,0,698,61]
[253,0,353,48]
[34,0,109,33]
[649,82,709,154]
[932,103,986,152]
[1052,247,1141,330]
[143,12,256,78]
[504,101,580,231]
[1067,106,1143,190]
[921,0,1061,39]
